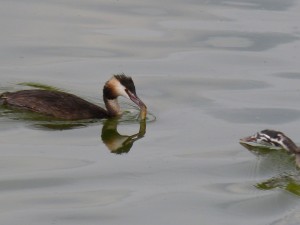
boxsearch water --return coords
[1,0,300,224]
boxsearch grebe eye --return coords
[276,134,282,140]
[273,142,281,147]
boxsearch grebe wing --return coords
[2,90,108,120]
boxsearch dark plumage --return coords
[0,74,147,120]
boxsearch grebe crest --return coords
[103,74,146,117]
[104,75,136,100]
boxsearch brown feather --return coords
[1,90,108,120]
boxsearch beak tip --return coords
[240,136,256,143]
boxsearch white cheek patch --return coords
[112,79,129,99]
[277,140,288,150]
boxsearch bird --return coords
[240,129,299,154]
[0,74,147,120]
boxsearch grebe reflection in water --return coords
[0,74,147,120]
[101,118,146,154]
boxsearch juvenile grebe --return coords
[0,74,147,120]
[240,129,299,154]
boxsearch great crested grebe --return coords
[240,129,300,154]
[0,74,147,120]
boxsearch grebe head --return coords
[240,129,299,153]
[103,74,146,116]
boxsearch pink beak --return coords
[127,90,147,109]
[240,135,257,143]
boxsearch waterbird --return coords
[0,74,147,120]
[240,129,299,154]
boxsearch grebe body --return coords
[0,74,147,120]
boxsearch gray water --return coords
[1,0,300,224]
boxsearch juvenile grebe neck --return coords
[0,74,147,120]
[240,129,300,153]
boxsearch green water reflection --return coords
[1,105,148,154]
[241,142,300,196]
[101,118,146,154]
[256,174,300,196]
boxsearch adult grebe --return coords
[0,74,147,120]
[240,129,299,153]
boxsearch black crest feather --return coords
[113,74,136,95]
[261,129,283,139]
[103,74,137,100]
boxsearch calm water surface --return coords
[1,0,300,224]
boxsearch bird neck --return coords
[104,98,121,117]
[290,145,300,154]
[284,139,300,153]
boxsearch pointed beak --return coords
[126,90,147,120]
[127,90,147,110]
[239,135,257,143]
